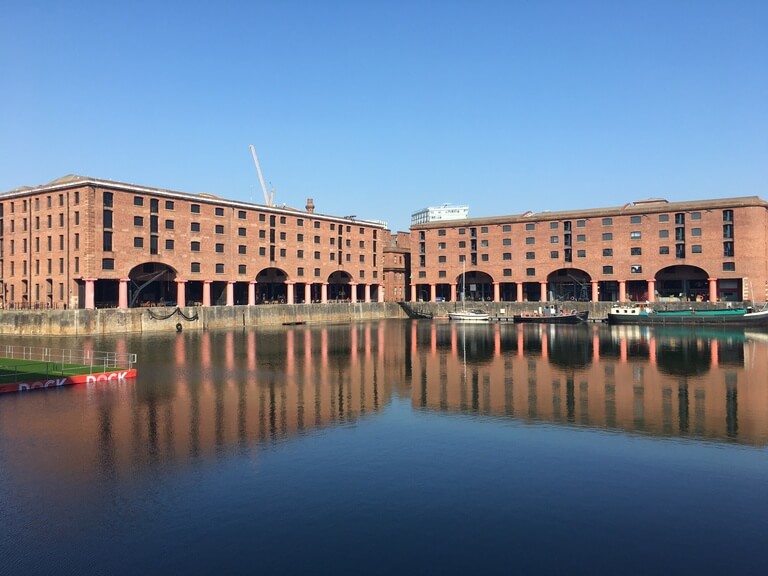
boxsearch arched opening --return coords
[547,268,592,302]
[256,268,288,303]
[456,270,493,302]
[655,265,710,302]
[328,271,352,301]
[128,263,178,307]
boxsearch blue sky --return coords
[1,0,766,232]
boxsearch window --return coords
[550,222,558,229]
[630,231,641,240]
[134,216,144,227]
[191,262,201,273]
[238,227,246,237]
[659,246,670,255]
[723,262,735,271]
[481,254,489,261]
[659,230,669,238]
[281,232,287,241]
[458,241,466,248]
[576,234,586,242]
[191,222,200,232]
[191,241,201,252]
[215,243,224,253]
[723,224,733,239]
[134,237,144,248]
[691,228,702,237]
[215,263,224,274]
[438,255,447,263]
[74,211,79,225]
[602,248,613,257]
[525,223,535,231]
[603,266,613,274]
[215,224,224,234]
[602,233,613,241]
[297,219,303,227]
[525,252,535,260]
[503,268,512,276]
[676,244,686,258]
[165,200,175,210]
[215,207,224,216]
[526,268,536,277]
[630,216,641,224]
[692,245,702,253]
[312,219,319,227]
[691,212,701,220]
[438,229,446,236]
[103,192,113,207]
[297,267,304,277]
[297,249,304,259]
[550,236,559,244]
[260,247,267,256]
[238,265,247,275]
[133,196,144,206]
[191,204,200,214]
[659,214,669,223]
[437,242,446,250]
[503,253,512,260]
[675,213,685,225]
[631,247,642,256]
[602,218,613,226]
[314,251,320,259]
[260,230,267,239]
[280,216,287,225]
[723,242,734,257]
[502,238,512,246]
[165,219,174,230]
[631,265,642,274]
[480,226,488,233]
[502,225,511,232]
[723,210,734,222]
[576,220,585,228]
[577,250,586,258]
[103,231,113,251]
[102,258,115,270]
[297,233,304,242]
[550,251,559,259]
[165,239,174,250]
[103,211,113,228]
[238,245,247,254]
[525,237,535,245]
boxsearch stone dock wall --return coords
[0,300,754,336]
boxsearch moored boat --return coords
[513,305,588,324]
[607,304,768,326]
[448,309,490,322]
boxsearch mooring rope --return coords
[147,307,199,321]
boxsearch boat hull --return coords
[513,311,589,324]
[448,310,490,322]
[607,308,768,326]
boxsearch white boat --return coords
[448,309,490,322]
[449,263,490,322]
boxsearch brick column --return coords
[430,283,436,302]
[378,286,384,303]
[249,281,257,305]
[304,283,312,304]
[591,281,599,302]
[619,280,627,302]
[226,281,235,306]
[175,279,186,308]
[364,284,371,303]
[647,279,655,303]
[203,280,211,307]
[321,282,328,303]
[539,281,547,303]
[118,278,129,309]
[84,278,96,309]
[516,282,524,302]
[493,282,500,302]
[349,282,357,303]
[450,283,457,302]
[286,281,295,304]
[708,278,718,302]
[410,284,417,302]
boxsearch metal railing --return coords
[0,345,137,374]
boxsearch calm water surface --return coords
[1,320,767,575]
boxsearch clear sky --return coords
[1,0,766,232]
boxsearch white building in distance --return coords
[410,204,469,226]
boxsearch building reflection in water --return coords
[1,321,767,482]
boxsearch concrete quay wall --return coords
[0,300,758,336]
[0,303,410,336]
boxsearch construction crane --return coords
[249,144,275,207]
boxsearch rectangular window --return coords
[602,218,613,226]
[723,210,734,222]
[165,239,174,250]
[502,225,511,232]
[691,228,702,237]
[238,245,247,254]
[631,247,642,256]
[133,196,144,206]
[631,265,642,274]
[191,262,200,273]
[215,207,224,216]
[526,268,535,277]
[102,258,115,270]
[723,224,733,239]
[550,222,558,229]
[480,240,489,247]
[103,192,113,207]
[659,230,669,238]
[238,227,246,237]
[525,252,535,260]
[723,241,734,257]
[602,233,613,241]
[577,250,586,258]
[723,262,735,271]
[134,216,143,227]
[603,266,613,274]
[602,248,613,257]
[525,237,535,245]
[691,212,701,220]
[675,213,685,225]
[659,214,669,223]
[503,253,512,260]
[215,263,224,274]
[165,200,175,210]
[191,222,200,232]
[215,243,224,253]
[576,220,585,228]
[165,219,174,230]
[215,224,224,234]
[134,237,144,248]
[659,246,670,255]
[550,236,558,244]
[692,245,702,253]
[191,241,200,252]
[103,231,113,251]
[502,238,512,246]
[630,231,641,240]
[630,216,641,224]
[191,204,200,214]
[525,223,535,231]
[576,234,586,242]
[550,251,559,259]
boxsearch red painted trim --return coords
[0,368,137,395]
